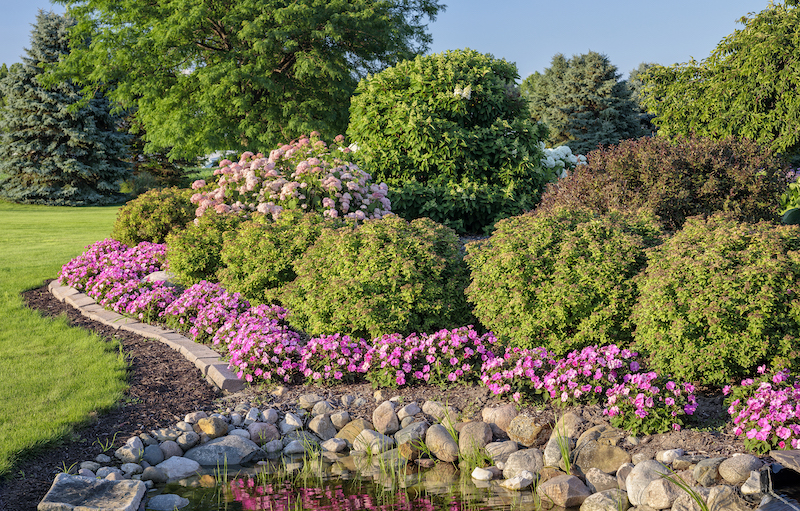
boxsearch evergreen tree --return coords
[522,51,646,154]
[0,11,130,206]
[625,62,657,135]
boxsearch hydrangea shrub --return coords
[466,207,662,355]
[633,213,800,384]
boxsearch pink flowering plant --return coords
[367,326,498,388]
[480,346,556,401]
[190,132,392,221]
[298,334,373,385]
[163,281,250,344]
[724,365,800,453]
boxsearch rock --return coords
[373,389,388,402]
[311,400,335,416]
[184,435,266,466]
[485,440,518,463]
[397,402,421,421]
[340,394,356,407]
[580,489,630,511]
[741,470,762,495]
[458,421,493,456]
[262,408,279,424]
[248,423,280,446]
[673,454,707,470]
[708,484,752,511]
[719,454,763,485]
[95,454,112,464]
[482,403,518,437]
[176,431,200,451]
[471,467,494,481]
[500,472,534,490]
[120,463,143,476]
[230,413,244,427]
[400,416,415,429]
[321,438,348,453]
[115,437,144,464]
[282,430,321,449]
[353,429,394,454]
[308,414,338,441]
[672,486,711,511]
[147,494,190,510]
[175,421,193,433]
[656,448,684,465]
[353,397,367,408]
[584,467,620,493]
[335,418,373,448]
[80,461,100,472]
[229,429,251,440]
[574,439,631,474]
[616,463,634,490]
[394,421,429,446]
[330,411,351,430]
[241,408,258,425]
[151,427,181,442]
[536,474,591,508]
[632,450,655,464]
[279,412,304,435]
[155,456,201,481]
[642,476,683,509]
[693,457,725,487]
[398,442,421,461]
[159,441,183,460]
[422,400,458,423]
[503,448,544,480]
[283,440,307,455]
[38,473,146,511]
[105,472,125,481]
[184,411,208,424]
[298,393,325,409]
[263,439,283,454]
[196,417,228,439]
[626,459,670,506]
[506,415,547,447]
[141,466,168,484]
[372,401,400,435]
[139,433,157,446]
[96,467,123,478]
[425,424,459,463]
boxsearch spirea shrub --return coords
[111,187,196,246]
[633,214,800,384]
[280,216,474,340]
[536,135,789,230]
[465,207,662,355]
[166,209,244,285]
[217,211,347,305]
[189,132,391,221]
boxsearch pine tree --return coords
[0,11,130,206]
[522,51,646,155]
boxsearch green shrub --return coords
[111,187,196,246]
[387,178,537,234]
[348,48,553,194]
[218,211,347,305]
[632,213,800,385]
[166,210,244,285]
[465,207,662,355]
[536,135,788,230]
[279,216,474,339]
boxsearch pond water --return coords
[148,458,557,511]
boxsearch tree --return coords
[51,0,444,160]
[625,62,657,135]
[641,1,800,162]
[0,11,130,206]
[521,51,646,154]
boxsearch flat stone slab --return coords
[207,364,245,392]
[64,294,96,308]
[38,473,146,511]
[770,450,800,474]
[49,283,79,301]
[194,357,223,376]
[180,344,222,364]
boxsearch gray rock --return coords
[151,427,181,442]
[228,428,251,440]
[184,435,267,466]
[481,403,518,437]
[175,421,194,433]
[400,416,415,429]
[115,437,144,464]
[321,438,348,453]
[244,407,262,424]
[263,439,283,453]
[485,440,518,463]
[176,431,200,451]
[616,462,634,490]
[507,415,547,448]
[184,411,208,424]
[142,444,164,466]
[458,421,493,456]
[120,463,143,476]
[77,468,95,478]
[139,433,157,446]
[311,400,335,416]
[95,453,112,463]
[141,466,168,484]
[719,454,762,485]
[282,430,321,448]
[335,418,373,448]
[280,412,304,434]
[308,414,338,441]
[38,473,146,511]
[422,400,458,423]
[656,448,684,465]
[283,440,307,455]
[96,466,123,478]
[372,401,400,436]
[574,439,631,474]
[330,411,351,430]
[230,412,244,427]
[536,474,591,508]
[262,408,279,424]
[397,402,421,421]
[155,457,201,481]
[693,457,726,487]
[585,467,620,493]
[248,423,280,445]
[353,397,367,408]
[105,472,125,481]
[80,461,101,472]
[642,476,683,509]
[147,494,190,510]
[503,448,544,480]
[580,489,631,511]
[159,440,183,460]
[394,421,429,446]
[340,394,356,407]
[626,459,669,506]
[353,429,395,454]
[298,393,325,410]
[425,424,459,463]
[500,471,534,490]
[708,484,752,511]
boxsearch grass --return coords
[0,200,128,476]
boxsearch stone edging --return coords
[47,281,245,393]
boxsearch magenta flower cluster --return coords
[368,327,498,388]
[162,281,251,345]
[724,365,800,453]
[190,132,392,222]
[298,334,374,385]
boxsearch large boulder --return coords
[38,474,146,511]
[425,424,459,463]
[183,435,266,466]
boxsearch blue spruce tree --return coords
[0,11,130,205]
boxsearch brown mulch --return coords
[0,281,750,511]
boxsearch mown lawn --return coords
[0,200,127,475]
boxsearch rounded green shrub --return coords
[279,216,474,339]
[111,187,196,246]
[632,213,800,384]
[218,211,348,305]
[465,207,662,355]
[166,210,244,285]
[536,135,789,230]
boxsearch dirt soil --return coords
[0,281,750,511]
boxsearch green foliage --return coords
[641,2,800,162]
[625,62,658,135]
[218,211,346,305]
[387,178,537,234]
[465,207,662,355]
[536,135,788,230]
[280,216,473,339]
[0,12,130,206]
[110,187,196,246]
[522,51,646,154]
[166,210,243,285]
[632,214,800,385]
[348,49,551,195]
[51,0,443,159]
